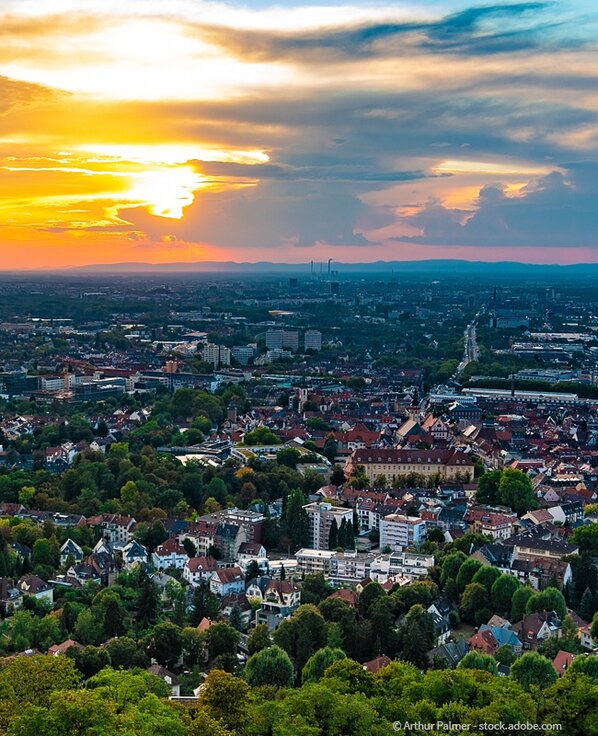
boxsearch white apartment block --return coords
[303,502,355,550]
[379,514,427,552]
[369,552,435,583]
[304,330,322,351]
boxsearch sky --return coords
[0,0,598,268]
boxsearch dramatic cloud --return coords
[398,163,598,248]
[0,0,597,267]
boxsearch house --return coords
[478,625,522,654]
[121,540,148,569]
[183,556,218,587]
[328,588,359,608]
[59,539,84,566]
[509,611,562,651]
[428,639,469,669]
[209,566,245,597]
[431,614,451,646]
[0,577,22,613]
[151,538,188,570]
[17,574,53,604]
[468,628,500,656]
[48,639,83,656]
[552,650,575,676]
[255,579,301,630]
[363,655,392,673]
[99,514,137,547]
[146,664,180,697]
[237,542,268,571]
[428,598,453,624]
[245,575,273,602]
[220,593,253,627]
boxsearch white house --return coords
[209,566,245,597]
[151,538,188,570]
[183,556,218,587]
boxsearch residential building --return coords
[183,556,219,587]
[151,538,188,570]
[209,566,245,597]
[303,502,355,550]
[304,330,322,351]
[379,514,427,551]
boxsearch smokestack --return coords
[328,258,332,275]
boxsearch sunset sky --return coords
[1,0,598,269]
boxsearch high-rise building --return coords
[304,330,322,351]
[232,345,255,365]
[265,330,284,350]
[379,514,427,551]
[303,502,354,550]
[282,330,299,351]
[202,343,231,368]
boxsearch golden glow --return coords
[127,166,204,219]
[435,160,552,176]
[78,144,270,166]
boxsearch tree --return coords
[205,622,240,660]
[200,669,250,733]
[301,647,346,683]
[358,582,385,618]
[578,586,598,622]
[105,637,145,669]
[455,558,483,593]
[472,565,501,592]
[328,518,338,549]
[244,427,281,446]
[491,574,521,616]
[31,537,58,569]
[69,645,110,679]
[494,644,516,666]
[525,587,567,620]
[135,568,159,629]
[248,623,271,655]
[330,465,345,487]
[183,538,197,558]
[229,605,244,632]
[285,488,310,552]
[511,586,535,622]
[191,582,220,625]
[396,604,436,670]
[459,583,491,625]
[498,468,536,515]
[476,469,501,505]
[440,551,467,587]
[427,527,445,544]
[301,573,333,605]
[320,658,375,695]
[511,652,557,690]
[245,645,294,688]
[147,621,184,669]
[0,654,81,707]
[74,609,104,646]
[458,651,499,675]
[273,604,328,674]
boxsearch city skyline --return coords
[1,0,598,268]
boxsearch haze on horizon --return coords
[1,0,598,269]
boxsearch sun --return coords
[128,166,204,219]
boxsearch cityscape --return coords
[1,0,598,734]
[0,267,595,734]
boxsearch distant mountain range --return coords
[65,259,598,276]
